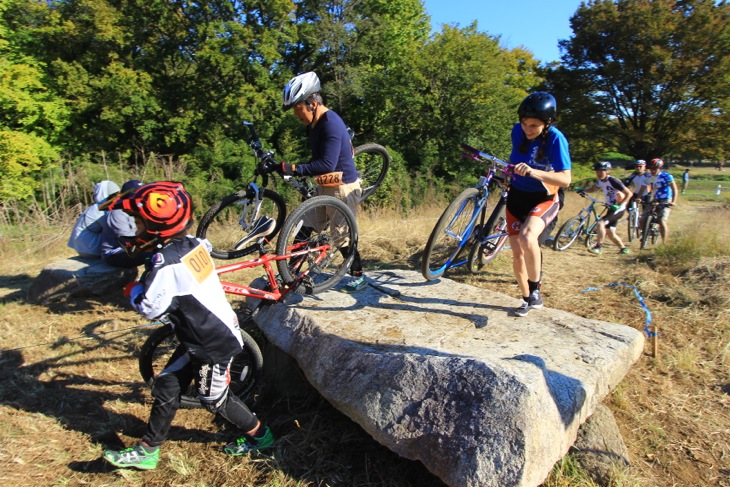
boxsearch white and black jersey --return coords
[133,236,242,363]
[596,176,628,207]
[625,172,651,197]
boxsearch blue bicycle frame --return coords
[421,144,511,281]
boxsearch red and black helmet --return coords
[647,158,664,169]
[100,181,194,255]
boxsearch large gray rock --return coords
[571,403,631,486]
[253,270,644,487]
[27,257,137,304]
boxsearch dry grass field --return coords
[0,189,728,486]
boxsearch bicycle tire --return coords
[138,323,264,408]
[276,195,358,295]
[196,188,286,260]
[584,221,600,249]
[422,188,479,281]
[552,216,584,251]
[627,209,638,242]
[640,214,658,250]
[467,201,508,273]
[354,143,390,201]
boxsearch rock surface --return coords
[571,403,631,486]
[27,257,137,304]
[253,270,645,487]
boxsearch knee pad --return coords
[151,373,182,408]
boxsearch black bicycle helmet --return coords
[594,161,611,171]
[635,159,646,167]
[517,92,557,123]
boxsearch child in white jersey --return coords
[579,161,633,254]
[98,182,274,471]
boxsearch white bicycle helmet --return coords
[282,72,321,111]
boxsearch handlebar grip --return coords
[460,143,479,154]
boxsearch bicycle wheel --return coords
[584,221,600,249]
[552,216,584,251]
[640,215,659,250]
[276,195,358,295]
[627,209,638,242]
[468,202,508,273]
[139,323,264,408]
[422,188,479,281]
[354,143,390,201]
[196,188,286,260]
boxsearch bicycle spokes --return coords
[276,196,357,295]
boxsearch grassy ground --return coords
[0,190,728,486]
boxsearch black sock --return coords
[528,280,540,293]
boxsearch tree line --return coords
[1,0,728,214]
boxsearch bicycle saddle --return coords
[234,216,276,250]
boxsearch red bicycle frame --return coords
[214,241,331,301]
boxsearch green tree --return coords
[387,24,541,178]
[549,0,730,162]
[24,0,294,162]
[0,0,67,201]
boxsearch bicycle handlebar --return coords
[460,143,511,169]
[243,121,315,198]
[576,190,611,207]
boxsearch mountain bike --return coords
[138,195,358,407]
[196,122,389,260]
[421,144,512,281]
[552,191,609,251]
[139,318,264,408]
[640,201,671,250]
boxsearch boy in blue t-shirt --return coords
[643,158,678,244]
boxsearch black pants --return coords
[142,345,259,447]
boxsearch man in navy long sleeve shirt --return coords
[279,71,366,293]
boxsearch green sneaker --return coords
[224,426,275,456]
[619,247,630,254]
[342,276,368,293]
[589,245,603,254]
[103,444,159,470]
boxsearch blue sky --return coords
[422,0,585,63]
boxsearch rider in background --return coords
[67,180,120,258]
[580,161,633,255]
[99,182,274,471]
[642,158,678,244]
[508,92,572,317]
[624,159,651,211]
[99,179,149,268]
[268,71,366,293]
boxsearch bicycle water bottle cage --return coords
[233,216,276,250]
